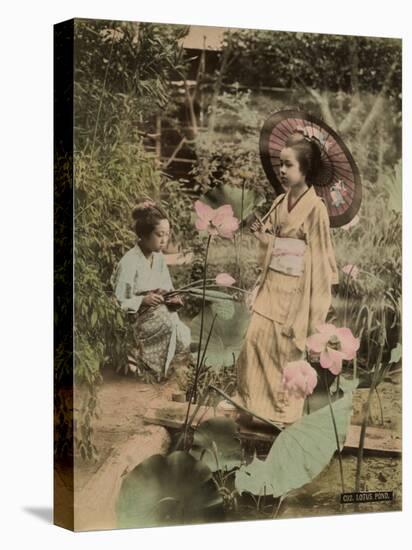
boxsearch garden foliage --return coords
[65,21,401,468]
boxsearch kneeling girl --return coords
[112,201,190,380]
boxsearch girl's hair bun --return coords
[132,200,157,220]
[132,200,169,236]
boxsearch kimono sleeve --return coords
[111,257,143,313]
[308,202,339,334]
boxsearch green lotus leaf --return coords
[190,302,250,367]
[116,451,224,528]
[201,183,266,222]
[235,381,357,497]
[210,299,235,320]
[190,417,242,472]
[188,287,235,321]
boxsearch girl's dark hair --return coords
[285,132,322,185]
[132,201,169,238]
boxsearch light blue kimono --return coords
[112,244,191,377]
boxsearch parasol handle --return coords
[256,198,282,226]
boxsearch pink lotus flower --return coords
[282,360,318,398]
[306,323,360,375]
[342,264,360,280]
[194,201,239,240]
[215,273,236,286]
[342,214,360,231]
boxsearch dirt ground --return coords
[74,367,186,491]
[72,367,402,525]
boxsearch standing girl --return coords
[112,201,191,381]
[236,133,339,424]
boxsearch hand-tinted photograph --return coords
[54,19,402,531]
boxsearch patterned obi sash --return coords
[269,237,306,277]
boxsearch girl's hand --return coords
[250,220,267,244]
[250,219,263,233]
[142,292,165,307]
[250,219,269,244]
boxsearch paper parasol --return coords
[259,108,362,228]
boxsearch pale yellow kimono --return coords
[236,186,339,424]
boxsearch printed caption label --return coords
[340,491,393,504]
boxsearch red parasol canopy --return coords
[259,108,362,228]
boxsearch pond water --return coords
[226,454,401,522]
[72,370,401,528]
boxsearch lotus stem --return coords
[343,270,351,327]
[204,284,251,294]
[374,387,384,425]
[166,285,251,299]
[197,313,218,378]
[166,289,236,301]
[272,494,286,519]
[177,390,212,452]
[323,371,345,494]
[355,375,376,492]
[355,313,385,491]
[196,244,216,405]
[183,234,212,434]
[208,384,284,432]
[170,278,216,292]
[305,395,311,415]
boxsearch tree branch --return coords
[307,88,337,128]
[338,100,363,134]
[184,80,199,137]
[338,37,362,134]
[349,37,360,100]
[163,137,187,169]
[358,61,398,141]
